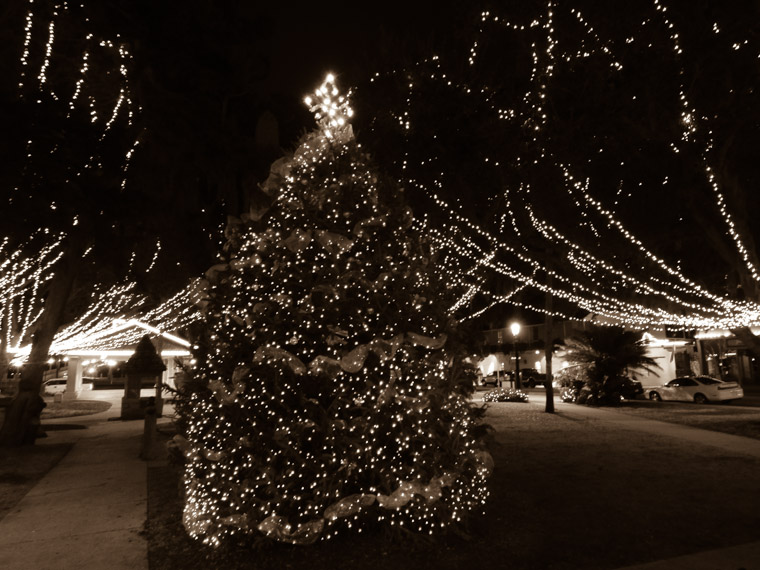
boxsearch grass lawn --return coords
[145,403,760,570]
[0,442,72,521]
[41,399,112,419]
[611,399,760,440]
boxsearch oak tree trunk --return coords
[544,273,555,413]
[0,250,79,446]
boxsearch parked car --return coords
[480,374,499,387]
[520,368,548,388]
[647,376,744,404]
[43,378,67,396]
[622,378,644,399]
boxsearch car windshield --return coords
[697,377,721,385]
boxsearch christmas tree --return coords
[177,75,492,547]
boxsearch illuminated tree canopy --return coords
[0,233,63,379]
[0,0,201,444]
[358,0,760,334]
[0,0,140,386]
[0,1,209,372]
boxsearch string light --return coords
[1,3,213,401]
[0,233,64,356]
[6,0,178,366]
[18,6,34,90]
[366,1,760,332]
[8,279,202,364]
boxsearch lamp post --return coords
[510,322,521,390]
[496,330,502,387]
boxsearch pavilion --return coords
[9,318,193,401]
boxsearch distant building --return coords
[477,320,759,386]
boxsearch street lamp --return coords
[510,321,521,390]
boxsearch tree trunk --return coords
[0,318,8,393]
[544,273,555,413]
[0,250,79,446]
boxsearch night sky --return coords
[261,1,466,96]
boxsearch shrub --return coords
[560,325,659,406]
[483,388,529,403]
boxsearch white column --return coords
[162,357,176,390]
[63,357,83,401]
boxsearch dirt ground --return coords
[145,401,760,570]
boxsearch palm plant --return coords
[561,325,661,405]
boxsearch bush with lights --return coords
[174,75,492,547]
[482,388,529,403]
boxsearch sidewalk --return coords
[0,395,155,570]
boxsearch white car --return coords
[43,378,67,396]
[647,376,744,404]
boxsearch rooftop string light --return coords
[8,279,202,363]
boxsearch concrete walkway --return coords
[0,393,154,570]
